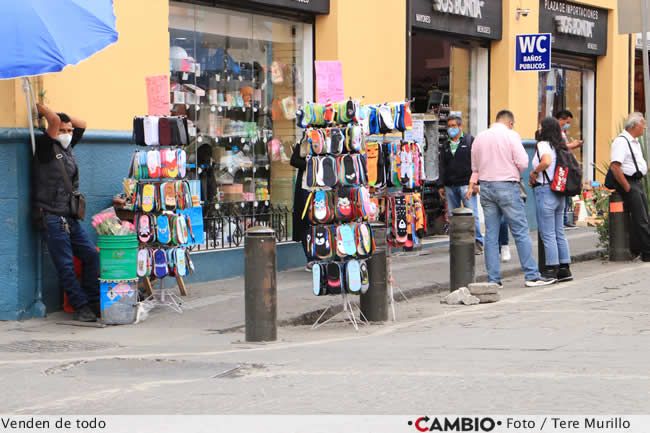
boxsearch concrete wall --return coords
[316,0,407,104]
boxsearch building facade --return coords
[0,0,637,319]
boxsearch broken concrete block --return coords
[468,282,500,295]
[476,293,501,303]
[442,287,480,305]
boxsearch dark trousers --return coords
[43,214,100,308]
[622,180,650,257]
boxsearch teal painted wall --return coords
[0,128,306,320]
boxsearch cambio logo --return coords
[433,0,484,19]
[408,417,498,432]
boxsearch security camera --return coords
[516,8,530,19]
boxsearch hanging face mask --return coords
[562,123,571,131]
[57,133,73,149]
[447,127,460,139]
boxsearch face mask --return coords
[448,127,460,138]
[57,133,73,149]
[562,123,571,131]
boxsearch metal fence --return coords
[197,203,292,250]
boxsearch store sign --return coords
[228,0,330,14]
[539,0,607,56]
[412,0,502,40]
[515,33,552,72]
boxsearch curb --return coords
[280,248,605,327]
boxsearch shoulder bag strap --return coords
[535,143,552,185]
[619,135,641,174]
[54,149,74,194]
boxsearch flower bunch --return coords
[92,208,135,236]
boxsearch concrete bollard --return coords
[449,207,475,291]
[360,223,388,322]
[608,192,631,261]
[244,226,277,342]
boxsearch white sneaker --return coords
[501,245,511,262]
[525,277,556,287]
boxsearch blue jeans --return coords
[563,196,573,225]
[534,185,571,266]
[480,181,540,282]
[445,185,484,244]
[43,214,100,309]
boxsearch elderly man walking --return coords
[467,110,556,288]
[608,112,650,261]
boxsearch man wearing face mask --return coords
[33,103,99,322]
[555,110,583,229]
[438,114,483,254]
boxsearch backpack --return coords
[537,143,582,196]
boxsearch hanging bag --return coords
[54,148,86,220]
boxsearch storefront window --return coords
[539,67,584,161]
[169,2,312,243]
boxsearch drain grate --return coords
[0,340,118,353]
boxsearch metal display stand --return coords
[312,292,369,331]
[143,278,183,314]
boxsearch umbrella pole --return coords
[22,77,46,318]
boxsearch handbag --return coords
[55,151,86,220]
[604,135,642,191]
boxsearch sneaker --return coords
[541,265,559,280]
[305,262,314,272]
[500,245,511,262]
[474,241,484,255]
[73,304,97,322]
[525,277,556,287]
[564,222,578,230]
[557,264,573,282]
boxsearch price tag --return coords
[240,202,245,208]
[215,203,220,210]
[218,106,223,113]
[182,72,189,81]
[242,107,246,112]
[238,75,243,81]
[195,105,201,111]
[253,107,258,113]
[197,136,203,143]
[211,105,216,112]
[215,74,221,82]
[241,138,245,144]
[254,201,258,207]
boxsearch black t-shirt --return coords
[35,128,85,163]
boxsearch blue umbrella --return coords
[0,0,118,79]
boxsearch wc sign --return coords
[515,33,552,72]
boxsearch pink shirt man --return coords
[469,122,529,184]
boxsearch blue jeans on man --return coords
[535,185,571,266]
[43,214,99,309]
[445,185,484,245]
[480,181,541,283]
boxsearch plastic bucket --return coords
[97,235,138,280]
[100,279,138,325]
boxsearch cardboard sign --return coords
[146,75,171,116]
[315,61,344,103]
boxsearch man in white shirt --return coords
[609,112,650,261]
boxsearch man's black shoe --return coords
[641,254,650,262]
[89,302,101,317]
[557,264,573,282]
[73,304,97,322]
[541,265,559,280]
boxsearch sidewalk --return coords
[3,228,601,334]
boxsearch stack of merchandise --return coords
[363,102,427,250]
[298,101,378,297]
[129,115,205,285]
